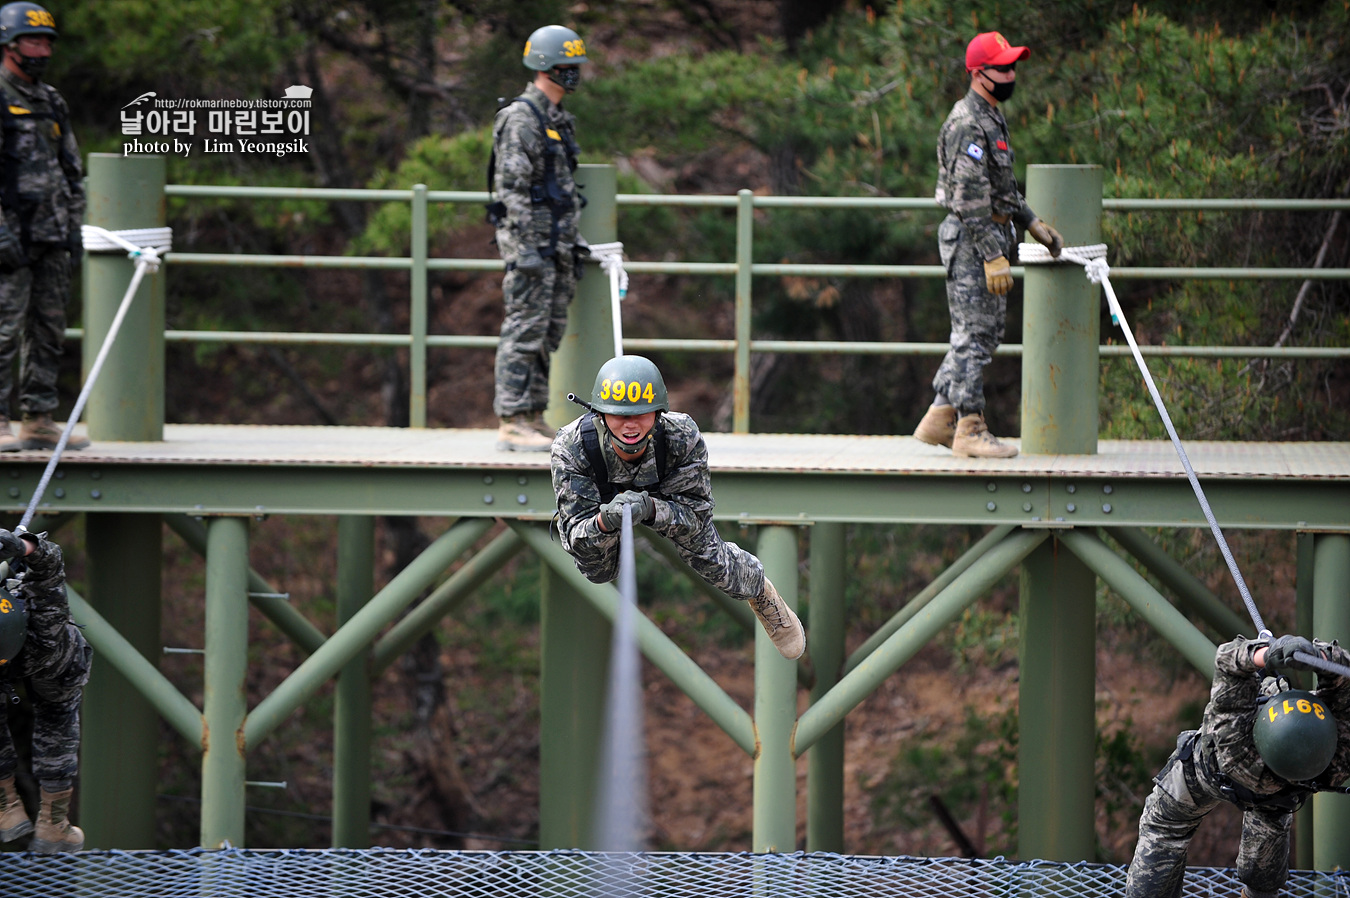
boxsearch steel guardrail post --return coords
[1312,533,1350,869]
[734,189,753,433]
[410,184,429,428]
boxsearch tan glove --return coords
[983,255,1013,295]
[1027,218,1064,258]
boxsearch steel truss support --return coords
[754,526,800,852]
[1312,533,1350,869]
[1104,526,1252,639]
[806,522,845,852]
[202,516,249,848]
[333,515,375,848]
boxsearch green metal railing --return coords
[144,184,1350,431]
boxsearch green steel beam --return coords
[371,527,526,674]
[67,583,202,746]
[202,517,250,849]
[1312,534,1350,869]
[806,522,845,853]
[733,189,753,433]
[243,517,493,747]
[1057,530,1217,677]
[794,529,1049,754]
[410,184,428,428]
[1104,526,1254,639]
[5,465,1348,531]
[1295,532,1315,867]
[510,521,757,755]
[753,526,800,853]
[166,514,327,655]
[333,515,376,848]
[845,524,1015,674]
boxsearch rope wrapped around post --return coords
[587,241,628,357]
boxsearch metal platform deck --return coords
[2,424,1347,528]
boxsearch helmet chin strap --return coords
[601,414,657,456]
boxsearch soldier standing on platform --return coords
[0,528,92,853]
[913,31,1062,459]
[0,2,86,452]
[488,24,589,452]
[550,355,805,660]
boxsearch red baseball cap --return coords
[965,32,1030,71]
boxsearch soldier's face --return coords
[603,412,656,451]
[13,36,52,58]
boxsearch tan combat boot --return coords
[495,415,553,452]
[30,787,83,853]
[913,404,958,448]
[749,577,806,660]
[524,411,557,440]
[0,776,32,842]
[0,417,21,452]
[952,414,1018,459]
[20,413,89,451]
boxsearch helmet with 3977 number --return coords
[589,355,669,415]
[0,2,57,44]
[522,24,588,71]
[1252,688,1339,782]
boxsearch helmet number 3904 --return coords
[599,379,655,404]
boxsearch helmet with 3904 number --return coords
[0,2,57,44]
[589,355,669,415]
[1252,688,1339,782]
[522,24,588,71]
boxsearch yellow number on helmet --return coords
[523,40,532,58]
[1314,702,1326,720]
[599,378,612,400]
[26,10,54,27]
[627,381,641,402]
[1268,705,1278,722]
[611,380,626,402]
[642,381,654,403]
[0,598,10,614]
[1297,698,1312,714]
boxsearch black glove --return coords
[1265,635,1318,672]
[67,229,83,264]
[0,529,28,561]
[0,221,25,271]
[513,247,546,278]
[598,490,655,531]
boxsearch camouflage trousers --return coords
[0,621,91,791]
[581,520,766,601]
[931,214,1011,415]
[493,257,577,419]
[1125,735,1290,898]
[0,245,72,419]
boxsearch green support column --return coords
[1312,533,1350,870]
[1294,532,1314,869]
[1021,164,1102,455]
[754,526,799,853]
[333,516,375,848]
[201,517,249,849]
[548,164,616,431]
[80,513,162,848]
[1017,535,1096,861]
[83,153,165,441]
[538,563,610,848]
[806,522,844,852]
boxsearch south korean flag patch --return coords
[966,142,984,161]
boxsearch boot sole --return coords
[913,431,954,449]
[21,439,89,451]
[494,441,551,452]
[29,835,83,853]
[0,819,33,841]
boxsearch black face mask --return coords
[17,54,47,80]
[549,67,580,93]
[980,71,1015,102]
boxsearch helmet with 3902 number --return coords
[522,24,588,71]
[1252,688,1339,782]
[0,583,27,668]
[0,2,57,44]
[589,355,669,415]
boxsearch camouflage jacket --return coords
[934,89,1035,263]
[1204,636,1350,793]
[551,411,716,579]
[491,83,582,263]
[0,68,84,246]
[6,533,77,680]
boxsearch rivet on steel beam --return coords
[1066,503,1076,513]
[1022,503,1032,512]
[54,471,64,480]
[8,470,17,479]
[1066,483,1076,494]
[53,488,64,499]
[90,490,101,500]
[1021,483,1032,493]
[7,488,17,498]
[90,471,101,480]
[1102,504,1113,514]
[483,475,494,485]
[986,482,997,492]
[986,501,997,512]
[518,476,528,486]
[517,494,528,505]
[1102,484,1113,495]
[483,495,495,505]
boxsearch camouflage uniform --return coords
[1125,637,1350,898]
[931,89,1036,415]
[492,83,583,419]
[0,535,91,791]
[0,66,83,420]
[550,411,765,600]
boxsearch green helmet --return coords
[522,25,588,71]
[1253,688,1338,782]
[589,355,669,415]
[0,583,27,667]
[0,2,57,44]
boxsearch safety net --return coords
[1,849,1347,898]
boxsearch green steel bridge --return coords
[2,156,1348,874]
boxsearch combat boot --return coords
[524,411,557,440]
[495,415,553,452]
[30,787,83,853]
[749,577,806,660]
[952,414,1018,459]
[0,776,32,842]
[0,417,21,452]
[20,413,89,451]
[913,404,958,448]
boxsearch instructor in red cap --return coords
[913,31,1063,458]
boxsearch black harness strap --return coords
[0,84,73,247]
[484,94,580,260]
[581,412,667,504]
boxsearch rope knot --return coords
[587,241,628,299]
[1083,257,1110,285]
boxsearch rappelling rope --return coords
[1021,240,1271,641]
[17,226,172,532]
[587,241,628,357]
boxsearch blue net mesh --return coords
[1,849,1347,898]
